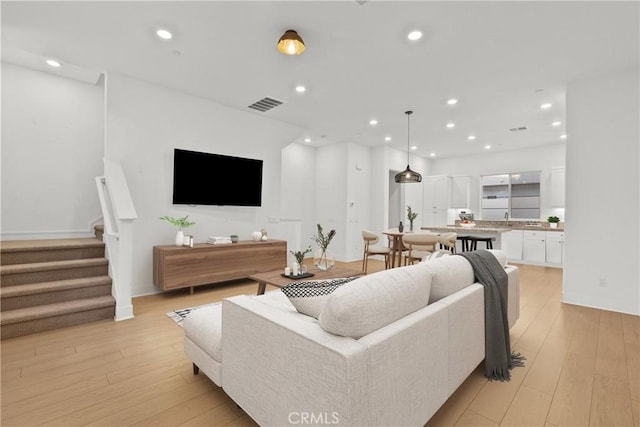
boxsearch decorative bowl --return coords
[460,222,476,228]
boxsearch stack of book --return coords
[206,236,232,245]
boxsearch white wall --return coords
[1,62,104,239]
[104,73,303,296]
[429,144,566,221]
[563,67,639,315]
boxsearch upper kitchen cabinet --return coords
[551,166,566,207]
[450,175,477,209]
[423,175,451,210]
[510,171,540,219]
[481,171,541,220]
[481,174,509,220]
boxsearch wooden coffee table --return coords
[250,265,363,295]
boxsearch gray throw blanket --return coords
[459,250,525,381]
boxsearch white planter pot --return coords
[175,230,185,246]
[549,223,558,229]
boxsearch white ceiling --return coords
[2,1,638,159]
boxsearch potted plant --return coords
[407,205,418,232]
[160,215,195,246]
[312,224,336,271]
[547,215,560,229]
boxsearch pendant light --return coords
[277,30,305,55]
[395,110,422,183]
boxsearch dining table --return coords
[381,228,407,268]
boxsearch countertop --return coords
[421,222,565,233]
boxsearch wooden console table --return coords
[153,239,286,292]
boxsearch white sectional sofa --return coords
[183,250,519,426]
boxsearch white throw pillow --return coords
[426,255,476,304]
[318,263,433,339]
[422,250,452,262]
[281,277,359,319]
[486,249,508,267]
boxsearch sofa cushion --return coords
[182,302,222,362]
[487,249,508,267]
[281,277,359,318]
[318,263,432,339]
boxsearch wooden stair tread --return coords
[0,258,108,275]
[0,296,115,325]
[0,238,104,253]
[0,276,112,298]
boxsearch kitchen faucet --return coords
[504,212,510,226]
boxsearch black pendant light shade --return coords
[395,110,422,183]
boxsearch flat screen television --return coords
[172,148,263,206]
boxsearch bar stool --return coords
[469,236,493,250]
[457,235,471,252]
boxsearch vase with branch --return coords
[407,205,418,232]
[312,224,336,271]
[290,246,312,274]
[160,215,195,246]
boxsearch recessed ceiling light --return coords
[384,136,391,142]
[407,30,423,41]
[447,98,458,105]
[540,103,552,109]
[468,135,476,141]
[560,134,567,139]
[429,152,436,157]
[46,59,61,67]
[304,138,311,143]
[484,145,492,150]
[552,121,562,127]
[156,29,173,40]
[369,119,378,125]
[446,122,455,129]
[295,85,306,93]
[411,145,417,150]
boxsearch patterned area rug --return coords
[166,302,220,327]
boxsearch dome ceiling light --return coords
[395,110,422,184]
[277,30,305,55]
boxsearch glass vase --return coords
[314,248,335,271]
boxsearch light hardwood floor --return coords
[1,260,638,426]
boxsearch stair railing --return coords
[96,158,138,320]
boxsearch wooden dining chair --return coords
[402,232,439,265]
[437,232,458,253]
[362,230,391,274]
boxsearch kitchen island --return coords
[420,225,511,252]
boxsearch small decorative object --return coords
[160,215,195,246]
[548,216,560,229]
[407,205,418,232]
[398,221,404,232]
[291,246,312,274]
[292,262,300,276]
[230,234,239,243]
[313,224,336,271]
[252,231,262,241]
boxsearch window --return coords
[481,171,541,220]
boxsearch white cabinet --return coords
[423,175,451,210]
[451,176,472,208]
[551,166,566,207]
[545,232,564,265]
[504,230,523,262]
[523,231,546,263]
[422,209,448,227]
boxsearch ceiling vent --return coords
[355,0,368,4]
[248,97,283,112]
[509,126,528,132]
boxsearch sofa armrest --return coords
[221,295,370,427]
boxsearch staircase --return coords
[0,236,115,340]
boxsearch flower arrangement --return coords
[160,215,195,230]
[313,224,336,251]
[290,246,312,265]
[407,205,418,231]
